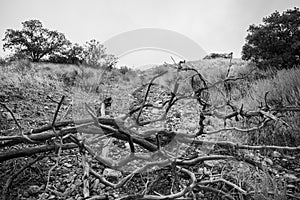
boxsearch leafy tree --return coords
[119,65,131,74]
[3,19,70,62]
[0,56,7,66]
[83,39,118,68]
[49,43,84,64]
[242,7,300,70]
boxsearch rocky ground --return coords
[1,71,300,200]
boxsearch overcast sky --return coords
[0,0,299,68]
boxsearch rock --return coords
[263,158,273,166]
[103,168,122,178]
[154,100,163,105]
[284,173,299,182]
[198,167,204,174]
[185,122,198,130]
[294,168,300,172]
[39,192,49,199]
[174,112,181,118]
[93,179,99,190]
[203,167,210,175]
[151,108,160,114]
[49,195,56,199]
[271,151,281,158]
[99,183,106,189]
[2,112,16,120]
[63,163,73,168]
[204,160,221,168]
[287,184,296,189]
[28,185,42,195]
[124,143,130,149]
[23,191,29,198]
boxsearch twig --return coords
[45,138,63,191]
[0,103,22,129]
[194,184,235,200]
[52,96,65,127]
[2,154,45,199]
[0,143,77,162]
[200,178,247,195]
[81,150,90,198]
[136,71,168,125]
[0,103,35,143]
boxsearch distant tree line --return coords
[203,52,233,60]
[2,19,118,68]
[2,7,300,71]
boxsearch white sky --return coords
[0,0,299,68]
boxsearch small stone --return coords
[151,108,160,114]
[294,168,300,172]
[28,185,41,195]
[49,195,56,199]
[124,143,130,149]
[272,151,281,158]
[154,100,163,105]
[39,192,49,199]
[198,167,204,174]
[99,183,106,189]
[284,173,299,182]
[103,168,122,178]
[2,112,14,120]
[204,160,220,168]
[63,163,73,168]
[186,122,198,130]
[203,167,210,175]
[287,184,296,189]
[23,191,29,198]
[93,179,99,190]
[263,158,273,166]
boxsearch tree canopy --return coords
[49,43,85,64]
[3,19,70,62]
[242,7,300,70]
[2,20,118,67]
[83,39,118,68]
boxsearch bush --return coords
[242,7,300,70]
[119,66,130,74]
[245,67,300,146]
[0,57,7,66]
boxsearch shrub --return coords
[242,7,300,70]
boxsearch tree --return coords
[49,43,84,64]
[3,19,70,62]
[242,7,300,70]
[83,39,118,68]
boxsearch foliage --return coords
[3,19,70,62]
[0,56,7,66]
[82,39,118,68]
[48,43,84,64]
[203,52,233,59]
[242,7,300,70]
[119,65,131,74]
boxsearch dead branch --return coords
[0,143,77,162]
